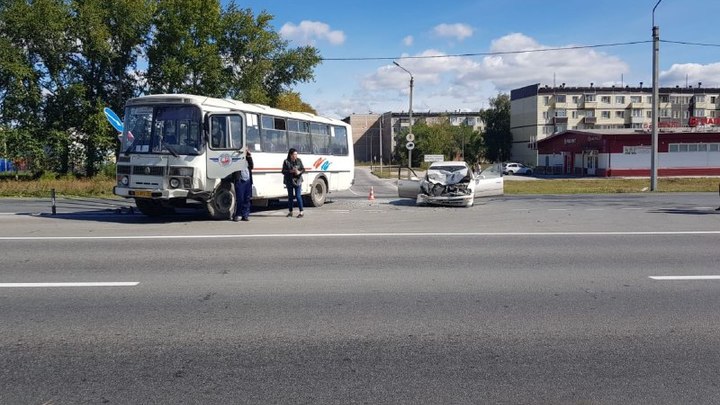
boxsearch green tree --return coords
[146,0,225,96]
[481,94,512,162]
[219,4,321,105]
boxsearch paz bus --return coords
[113,94,354,218]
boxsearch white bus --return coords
[113,94,354,218]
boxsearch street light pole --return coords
[650,0,663,191]
[393,61,414,168]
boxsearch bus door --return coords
[206,113,246,180]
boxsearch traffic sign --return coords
[406,141,415,150]
[103,107,124,133]
[406,133,415,142]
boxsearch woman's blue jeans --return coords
[287,183,303,212]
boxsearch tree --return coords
[481,94,512,162]
[218,4,321,105]
[275,91,316,114]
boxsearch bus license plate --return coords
[134,190,152,198]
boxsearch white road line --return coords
[0,282,140,288]
[585,208,605,211]
[650,276,720,281]
[548,209,569,211]
[622,207,643,210]
[1,231,720,241]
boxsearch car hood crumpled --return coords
[425,167,470,185]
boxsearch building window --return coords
[660,95,669,103]
[698,144,707,152]
[711,110,717,118]
[555,109,566,117]
[572,96,580,104]
[647,96,653,103]
[585,94,596,102]
[646,111,652,118]
[660,109,670,118]
[679,144,688,152]
[672,111,679,119]
[710,144,719,152]
[711,96,717,103]
[601,96,611,103]
[585,110,595,117]
[571,110,578,118]
[556,95,566,103]
[632,109,643,117]
[695,95,705,103]
[601,111,610,119]
[694,109,706,117]
[630,96,642,103]
[542,111,549,119]
[683,111,690,119]
[543,96,550,105]
[542,126,553,134]
[615,96,625,104]
[669,144,678,152]
[615,111,625,118]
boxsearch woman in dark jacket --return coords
[281,148,305,218]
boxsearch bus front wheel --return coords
[207,182,235,220]
[306,177,327,207]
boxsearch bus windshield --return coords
[121,105,203,155]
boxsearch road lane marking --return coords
[0,282,139,288]
[2,231,720,241]
[649,276,720,281]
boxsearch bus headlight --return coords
[169,178,181,188]
[120,176,129,186]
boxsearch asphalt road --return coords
[2,172,720,404]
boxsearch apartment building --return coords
[344,111,484,163]
[510,83,720,165]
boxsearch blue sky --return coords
[230,0,720,119]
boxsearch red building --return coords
[536,129,720,177]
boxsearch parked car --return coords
[503,162,533,175]
[397,161,504,207]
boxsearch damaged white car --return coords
[397,161,504,207]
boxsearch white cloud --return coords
[279,20,345,46]
[432,23,474,41]
[455,33,630,91]
[660,63,720,88]
[403,35,414,46]
[315,32,654,118]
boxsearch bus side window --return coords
[246,114,261,151]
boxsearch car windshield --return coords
[120,105,203,155]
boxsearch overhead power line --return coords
[661,39,720,48]
[320,40,652,61]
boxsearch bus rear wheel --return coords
[206,182,235,220]
[305,177,327,207]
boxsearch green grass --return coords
[504,177,720,194]
[0,176,118,198]
[1,171,718,198]
[371,167,720,194]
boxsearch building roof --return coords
[538,128,720,144]
[511,83,720,101]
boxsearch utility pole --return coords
[393,61,414,168]
[650,0,663,191]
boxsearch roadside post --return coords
[51,188,57,215]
